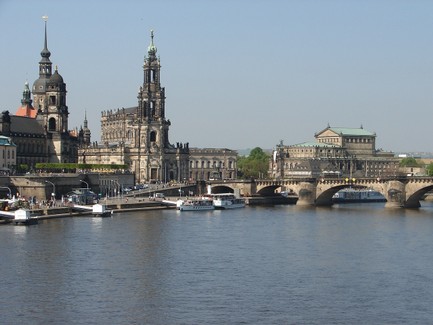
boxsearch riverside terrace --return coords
[3,174,433,210]
[0,196,175,225]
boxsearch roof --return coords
[290,141,339,148]
[15,104,37,118]
[10,116,45,135]
[316,126,376,137]
[0,136,16,147]
[329,127,375,136]
[49,69,64,84]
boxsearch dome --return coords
[32,78,48,94]
[49,68,64,84]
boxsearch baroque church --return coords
[0,19,89,170]
[79,31,237,183]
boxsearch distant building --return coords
[271,125,399,179]
[0,135,16,174]
[79,31,237,183]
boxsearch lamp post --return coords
[0,186,11,199]
[45,180,55,201]
[79,179,89,189]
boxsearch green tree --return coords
[18,164,29,173]
[237,147,270,179]
[399,157,419,167]
[426,163,433,176]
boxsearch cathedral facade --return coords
[79,32,237,183]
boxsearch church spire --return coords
[39,15,52,78]
[16,81,37,118]
[21,81,32,106]
[147,30,157,59]
[84,110,88,129]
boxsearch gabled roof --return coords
[316,126,376,137]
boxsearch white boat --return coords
[210,193,245,209]
[177,198,215,211]
[332,188,386,203]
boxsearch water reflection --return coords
[2,204,433,324]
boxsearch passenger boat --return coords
[332,188,386,203]
[210,193,246,209]
[176,198,215,211]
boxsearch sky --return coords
[1,0,433,153]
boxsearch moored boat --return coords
[177,198,215,211]
[210,193,245,209]
[332,188,386,203]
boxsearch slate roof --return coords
[10,116,45,135]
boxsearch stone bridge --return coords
[208,177,433,208]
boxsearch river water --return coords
[2,202,433,324]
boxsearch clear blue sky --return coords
[1,0,433,153]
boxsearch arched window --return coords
[150,131,156,142]
[48,117,56,131]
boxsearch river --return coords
[2,202,433,324]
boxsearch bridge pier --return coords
[383,181,405,208]
[296,183,316,206]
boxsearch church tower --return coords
[83,30,190,183]
[32,17,74,163]
[131,30,189,182]
[33,16,52,112]
[79,111,91,147]
[136,30,170,149]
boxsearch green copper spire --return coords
[147,30,157,57]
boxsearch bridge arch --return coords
[256,185,282,196]
[404,183,433,208]
[210,185,235,194]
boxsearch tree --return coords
[399,157,419,167]
[237,147,270,179]
[426,163,433,176]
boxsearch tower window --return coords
[49,117,56,131]
[50,96,56,105]
[150,101,155,116]
[150,131,156,142]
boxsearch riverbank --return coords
[1,195,299,224]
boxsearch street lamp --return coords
[45,180,55,200]
[79,179,89,189]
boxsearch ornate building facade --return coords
[0,19,84,170]
[79,31,237,183]
[270,125,398,179]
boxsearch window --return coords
[49,117,56,131]
[150,131,156,142]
